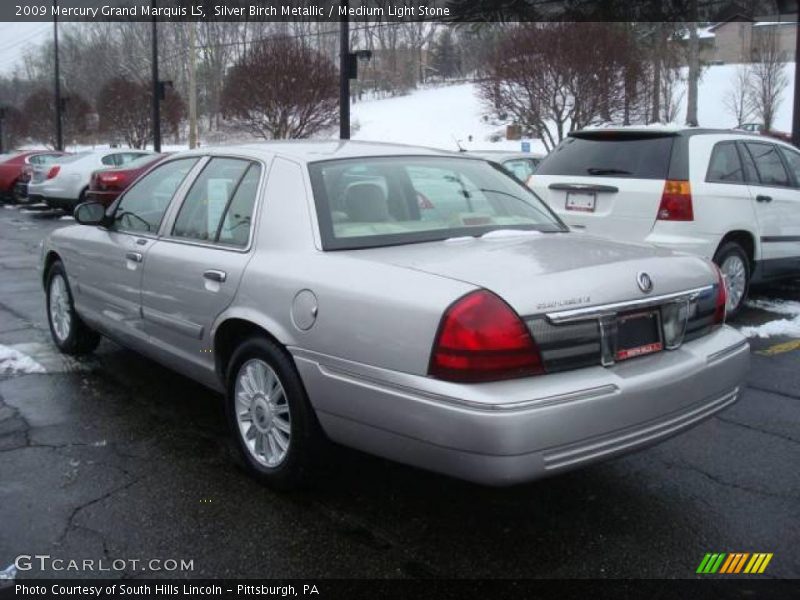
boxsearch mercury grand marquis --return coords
[40,141,750,488]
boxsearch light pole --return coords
[0,108,6,154]
[53,0,63,151]
[151,0,161,152]
[339,1,372,140]
[339,1,350,140]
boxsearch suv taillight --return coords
[46,166,60,180]
[429,290,544,382]
[658,180,693,221]
[713,264,727,325]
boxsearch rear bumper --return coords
[292,326,749,485]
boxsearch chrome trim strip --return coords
[546,285,714,323]
[313,362,618,413]
[707,338,750,364]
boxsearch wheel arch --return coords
[212,314,295,385]
[42,250,63,288]
[715,230,756,266]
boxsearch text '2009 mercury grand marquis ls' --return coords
[40,141,750,488]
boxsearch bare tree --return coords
[479,23,641,151]
[97,78,151,149]
[22,88,90,147]
[724,65,754,127]
[749,27,789,132]
[685,18,699,126]
[221,37,338,139]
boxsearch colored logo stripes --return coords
[697,553,773,574]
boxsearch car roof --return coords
[571,126,767,140]
[175,140,462,163]
[468,151,545,160]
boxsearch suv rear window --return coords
[536,134,674,179]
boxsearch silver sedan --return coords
[40,141,750,488]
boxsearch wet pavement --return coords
[0,204,798,580]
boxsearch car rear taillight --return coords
[429,290,544,382]
[657,180,693,221]
[713,264,727,325]
[46,166,60,180]
[99,172,122,184]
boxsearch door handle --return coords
[756,195,773,203]
[203,270,227,283]
[125,251,143,263]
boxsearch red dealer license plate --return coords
[615,310,663,361]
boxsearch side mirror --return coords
[74,202,108,226]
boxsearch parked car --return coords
[0,150,67,203]
[469,150,545,183]
[738,122,793,144]
[87,153,171,207]
[40,141,749,488]
[529,127,800,317]
[28,149,153,212]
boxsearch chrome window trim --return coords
[545,285,714,323]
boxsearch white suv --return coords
[529,127,800,316]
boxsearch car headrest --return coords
[344,182,390,222]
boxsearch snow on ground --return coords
[0,344,46,376]
[350,83,549,153]
[738,298,800,338]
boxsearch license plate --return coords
[616,310,662,361]
[565,191,596,212]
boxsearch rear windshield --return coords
[536,134,675,179]
[308,156,566,250]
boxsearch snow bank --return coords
[738,298,800,338]
[0,345,46,375]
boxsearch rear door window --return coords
[706,142,745,182]
[172,158,253,243]
[778,146,800,187]
[744,142,791,187]
[536,134,674,179]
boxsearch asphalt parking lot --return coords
[0,204,798,580]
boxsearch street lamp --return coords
[0,108,7,154]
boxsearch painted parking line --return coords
[756,339,800,357]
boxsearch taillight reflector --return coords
[713,264,727,325]
[658,180,693,221]
[429,290,544,382]
[46,166,60,179]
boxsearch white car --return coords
[28,149,152,212]
[529,127,800,315]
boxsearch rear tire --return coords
[225,336,321,490]
[45,261,101,355]
[713,242,750,319]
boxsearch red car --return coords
[87,153,171,206]
[0,150,67,202]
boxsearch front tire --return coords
[225,336,320,490]
[46,261,101,355]
[713,242,750,319]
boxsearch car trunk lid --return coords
[344,232,713,318]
